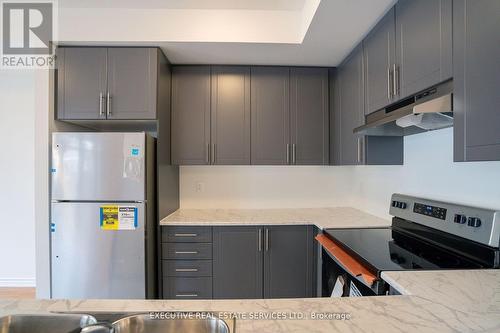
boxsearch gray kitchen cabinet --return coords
[332,47,403,166]
[363,7,396,115]
[57,47,162,121]
[453,0,500,161]
[263,226,314,298]
[57,47,107,120]
[290,68,329,165]
[395,0,452,99]
[251,67,290,165]
[212,227,263,299]
[171,66,211,165]
[337,45,365,165]
[211,66,251,165]
[106,48,157,119]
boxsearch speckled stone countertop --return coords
[159,207,391,229]
[1,270,499,332]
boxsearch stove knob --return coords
[400,202,407,209]
[467,217,482,228]
[454,214,467,224]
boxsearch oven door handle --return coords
[316,234,377,286]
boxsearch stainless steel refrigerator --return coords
[51,132,159,299]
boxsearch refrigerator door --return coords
[52,132,145,201]
[51,202,146,299]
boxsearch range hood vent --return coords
[354,80,453,136]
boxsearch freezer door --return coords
[51,202,146,299]
[52,132,145,201]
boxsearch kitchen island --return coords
[1,270,499,333]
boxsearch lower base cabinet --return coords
[161,225,316,299]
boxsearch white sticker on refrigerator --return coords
[122,135,144,181]
[100,205,138,230]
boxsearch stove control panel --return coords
[390,194,500,248]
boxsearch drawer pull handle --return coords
[175,251,199,254]
[174,233,198,237]
[176,294,198,297]
[175,268,199,272]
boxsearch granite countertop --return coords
[159,207,391,229]
[1,270,499,332]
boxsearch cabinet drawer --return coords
[162,243,212,260]
[163,260,212,277]
[162,226,212,243]
[163,277,212,299]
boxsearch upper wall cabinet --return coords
[250,67,291,165]
[362,1,452,115]
[57,47,159,120]
[395,0,452,99]
[171,66,211,165]
[171,66,251,165]
[170,65,329,166]
[453,0,500,161]
[336,45,365,165]
[363,8,396,115]
[332,46,403,166]
[251,67,329,165]
[290,68,329,165]
[211,66,251,165]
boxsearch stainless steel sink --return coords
[0,312,234,333]
[0,314,97,333]
[112,313,233,333]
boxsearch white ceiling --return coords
[57,0,396,66]
[60,0,307,10]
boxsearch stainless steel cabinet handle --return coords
[174,251,198,254]
[174,233,198,237]
[175,268,198,272]
[99,92,104,116]
[387,67,393,99]
[357,138,363,164]
[206,143,210,164]
[258,228,262,252]
[393,64,400,97]
[175,294,198,297]
[265,228,269,251]
[286,144,290,164]
[106,92,112,117]
[211,143,216,165]
[292,144,296,165]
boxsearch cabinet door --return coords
[363,7,396,114]
[57,47,107,120]
[211,66,251,165]
[290,68,329,165]
[454,0,500,161]
[171,66,211,165]
[395,0,452,99]
[338,45,365,165]
[264,226,314,298]
[107,48,157,119]
[251,67,290,165]
[213,227,263,299]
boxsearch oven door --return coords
[321,247,378,297]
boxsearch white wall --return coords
[180,128,500,219]
[0,70,36,287]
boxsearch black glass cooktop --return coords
[324,227,485,275]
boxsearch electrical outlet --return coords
[195,181,205,193]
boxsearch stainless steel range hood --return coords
[354,80,453,136]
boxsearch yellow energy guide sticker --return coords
[100,205,137,230]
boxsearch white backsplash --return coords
[180,128,500,219]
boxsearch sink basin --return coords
[0,314,97,333]
[112,313,233,333]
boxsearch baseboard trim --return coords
[0,278,36,287]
